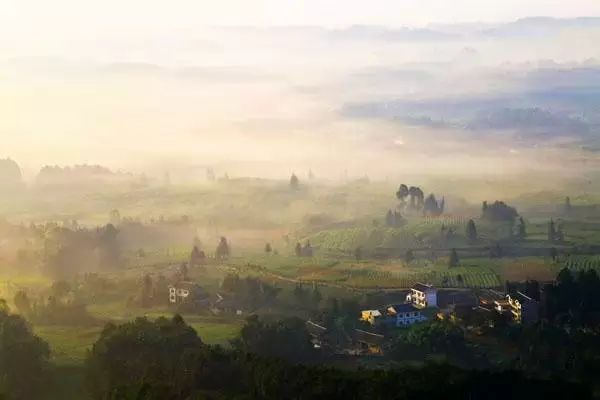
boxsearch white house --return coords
[386,304,427,327]
[406,282,438,308]
[168,281,208,305]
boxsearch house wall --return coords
[410,288,438,308]
[395,311,426,327]
[426,290,438,308]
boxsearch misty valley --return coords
[1,161,600,399]
[3,5,600,400]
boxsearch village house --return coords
[360,309,382,325]
[406,282,438,308]
[306,320,328,349]
[168,281,209,306]
[477,288,540,325]
[386,303,428,327]
[353,329,385,355]
[507,291,540,325]
[360,304,428,328]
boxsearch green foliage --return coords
[215,236,230,259]
[232,315,315,363]
[448,249,460,268]
[466,219,477,243]
[221,273,280,310]
[84,315,204,399]
[482,200,518,223]
[544,268,600,326]
[393,320,465,356]
[0,306,50,400]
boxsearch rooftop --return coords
[387,303,420,314]
[510,291,538,303]
[354,329,385,345]
[412,282,435,293]
[306,320,327,336]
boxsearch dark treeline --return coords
[81,315,590,400]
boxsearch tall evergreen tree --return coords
[466,219,477,243]
[405,249,414,263]
[448,249,460,268]
[216,237,230,259]
[290,173,299,190]
[548,219,556,242]
[295,242,303,257]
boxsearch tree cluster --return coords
[0,302,50,400]
[395,184,445,216]
[295,241,313,257]
[82,314,591,399]
[385,209,404,227]
[544,268,600,327]
[221,273,281,311]
[481,201,519,223]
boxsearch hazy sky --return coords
[1,0,599,181]
[2,0,600,37]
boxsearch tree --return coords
[391,320,467,362]
[548,219,556,242]
[565,196,572,213]
[0,306,50,399]
[490,243,503,258]
[424,193,442,216]
[152,275,169,306]
[190,245,205,266]
[13,290,32,317]
[295,242,302,257]
[481,201,518,223]
[449,249,460,268]
[556,225,565,242]
[466,219,477,243]
[264,243,272,254]
[302,241,313,257]
[407,186,425,209]
[108,209,121,226]
[233,315,315,363]
[354,246,362,261]
[396,184,409,203]
[85,316,204,399]
[290,173,299,190]
[517,217,527,240]
[98,224,121,269]
[550,247,558,262]
[385,209,394,227]
[293,283,306,303]
[50,280,71,300]
[405,249,414,263]
[179,263,189,280]
[140,274,153,307]
[216,237,230,259]
[311,286,322,308]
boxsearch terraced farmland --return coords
[563,255,600,272]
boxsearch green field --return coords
[35,316,242,366]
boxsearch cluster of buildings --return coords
[478,289,540,325]
[360,283,438,328]
[360,281,541,331]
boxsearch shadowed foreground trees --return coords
[0,302,50,400]
[85,315,205,399]
[83,315,592,400]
